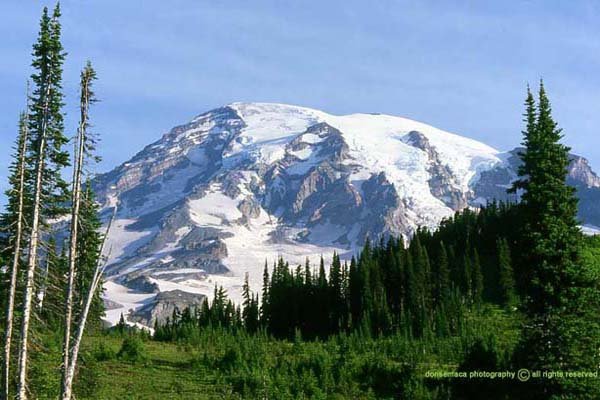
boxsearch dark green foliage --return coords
[27,4,70,220]
[0,113,32,275]
[496,238,516,307]
[158,201,525,344]
[434,241,451,306]
[150,305,521,400]
[117,336,147,363]
[40,236,67,327]
[154,286,242,342]
[453,336,508,400]
[74,183,105,330]
[511,83,600,398]
[471,249,483,305]
[241,273,259,333]
[92,341,115,362]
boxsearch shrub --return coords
[93,341,115,361]
[117,336,147,363]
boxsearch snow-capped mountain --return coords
[93,102,600,327]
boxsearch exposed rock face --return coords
[472,147,600,225]
[128,290,206,327]
[404,131,467,210]
[568,155,600,188]
[103,299,123,311]
[92,102,600,327]
[122,276,160,293]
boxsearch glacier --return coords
[90,102,600,327]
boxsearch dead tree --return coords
[60,62,97,400]
[3,109,29,400]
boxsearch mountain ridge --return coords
[91,102,600,327]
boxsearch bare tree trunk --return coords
[16,81,52,400]
[17,115,50,400]
[60,65,94,400]
[59,92,85,399]
[3,109,29,400]
[61,209,115,400]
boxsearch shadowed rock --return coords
[128,290,207,327]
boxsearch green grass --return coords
[35,304,519,400]
[75,336,231,399]
[27,332,231,399]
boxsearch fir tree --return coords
[496,238,516,308]
[242,273,259,333]
[26,3,70,220]
[39,237,67,327]
[18,6,69,397]
[74,182,104,327]
[62,62,103,400]
[329,252,343,331]
[1,111,30,399]
[260,261,269,325]
[471,249,484,305]
[512,83,600,398]
[435,242,451,305]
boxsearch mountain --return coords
[93,102,600,326]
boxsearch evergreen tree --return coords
[348,256,361,328]
[18,6,69,397]
[39,237,67,327]
[26,3,70,220]
[242,273,259,333]
[471,249,484,305]
[260,261,269,325]
[512,83,600,398]
[496,238,516,308]
[329,252,343,331]
[435,242,451,305]
[460,249,472,301]
[1,111,30,399]
[74,182,104,327]
[0,112,32,268]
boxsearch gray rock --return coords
[404,131,467,209]
[87,103,600,326]
[122,275,160,293]
[129,290,206,327]
[103,299,123,311]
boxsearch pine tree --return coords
[460,249,472,301]
[2,111,30,399]
[260,261,269,326]
[116,313,126,334]
[18,6,69,398]
[471,249,484,305]
[74,182,104,326]
[512,83,600,398]
[60,63,107,400]
[329,252,343,331]
[496,238,516,308]
[242,273,259,332]
[408,234,429,336]
[26,4,70,220]
[435,242,451,305]
[348,256,361,327]
[39,237,67,326]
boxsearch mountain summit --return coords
[92,103,600,326]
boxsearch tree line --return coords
[155,203,517,342]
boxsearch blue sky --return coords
[2,1,600,205]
